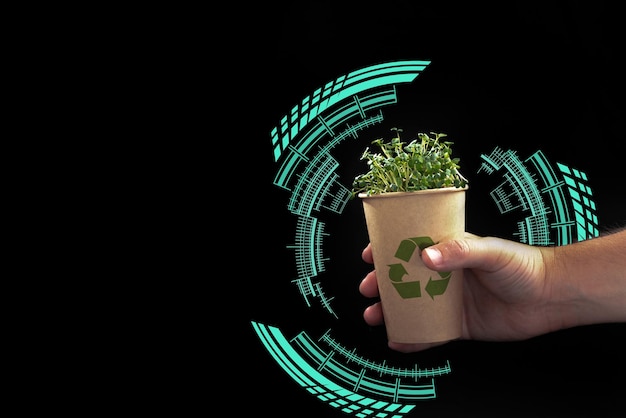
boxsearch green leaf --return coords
[350,130,469,197]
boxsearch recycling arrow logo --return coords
[388,236,452,300]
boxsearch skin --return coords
[359,229,626,353]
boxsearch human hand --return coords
[359,233,553,352]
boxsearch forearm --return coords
[545,229,626,329]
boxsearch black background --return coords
[229,2,625,417]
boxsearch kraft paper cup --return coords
[359,186,467,344]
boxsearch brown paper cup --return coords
[359,187,467,344]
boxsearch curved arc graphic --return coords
[260,60,440,415]
[271,60,431,162]
[251,321,424,417]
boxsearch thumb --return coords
[421,236,514,272]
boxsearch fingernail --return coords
[423,247,442,266]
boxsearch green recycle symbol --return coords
[388,236,452,300]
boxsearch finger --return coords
[363,302,384,326]
[362,243,373,264]
[388,340,450,353]
[359,270,379,297]
[421,235,519,272]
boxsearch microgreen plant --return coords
[351,128,468,197]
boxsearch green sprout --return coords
[351,128,468,197]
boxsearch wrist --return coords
[545,233,626,329]
[540,246,583,331]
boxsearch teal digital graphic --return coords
[477,147,599,244]
[389,236,451,299]
[255,60,599,417]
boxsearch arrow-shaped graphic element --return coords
[391,236,451,299]
[388,263,421,297]
[388,263,408,282]
[425,271,452,299]
[394,236,436,261]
